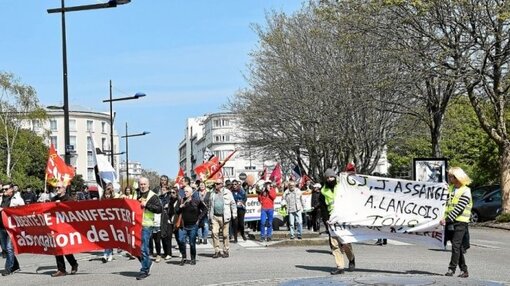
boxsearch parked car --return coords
[471,184,500,201]
[471,188,502,222]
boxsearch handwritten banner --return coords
[1,199,142,256]
[244,192,312,221]
[330,174,448,248]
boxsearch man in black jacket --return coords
[51,183,79,277]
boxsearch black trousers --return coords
[233,209,246,239]
[449,222,468,272]
[149,230,162,256]
[55,254,77,272]
[161,224,173,256]
[310,209,321,232]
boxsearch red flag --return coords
[175,167,185,187]
[269,163,282,185]
[45,144,75,187]
[194,156,223,182]
[299,174,311,189]
[207,149,237,180]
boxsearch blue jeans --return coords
[140,226,153,274]
[260,208,274,238]
[178,224,198,259]
[289,210,303,238]
[0,228,18,272]
[104,248,113,256]
[198,217,209,240]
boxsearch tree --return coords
[0,71,46,179]
[141,169,160,190]
[230,4,403,180]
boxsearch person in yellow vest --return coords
[320,167,355,275]
[136,177,162,280]
[440,167,472,278]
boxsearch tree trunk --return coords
[500,144,510,214]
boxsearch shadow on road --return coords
[305,249,331,255]
[112,271,139,277]
[295,265,440,276]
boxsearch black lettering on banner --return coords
[373,179,389,191]
[404,183,413,194]
[393,181,403,194]
[346,174,358,186]
[364,195,374,209]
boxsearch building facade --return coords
[35,105,120,184]
[119,160,143,182]
[179,112,390,182]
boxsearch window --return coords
[213,119,230,128]
[223,167,234,177]
[87,152,95,167]
[87,120,93,132]
[69,119,76,132]
[70,136,76,150]
[87,137,93,152]
[102,122,107,133]
[87,168,95,181]
[50,120,57,131]
[102,138,107,151]
[214,135,230,143]
[50,136,58,149]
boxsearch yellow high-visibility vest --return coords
[141,191,156,227]
[445,185,472,223]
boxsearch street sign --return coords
[66,144,74,152]
[239,172,247,181]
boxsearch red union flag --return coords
[175,167,185,187]
[269,163,283,185]
[194,156,223,182]
[1,199,142,256]
[46,144,75,187]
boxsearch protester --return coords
[136,177,162,280]
[153,175,169,195]
[176,186,207,265]
[102,184,115,263]
[232,180,247,242]
[159,186,173,260]
[197,182,211,244]
[209,179,237,258]
[37,188,52,203]
[441,167,473,278]
[21,187,37,205]
[309,183,322,232]
[321,167,355,275]
[51,182,79,277]
[0,183,24,276]
[257,180,276,242]
[282,180,304,239]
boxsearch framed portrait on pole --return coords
[413,158,448,183]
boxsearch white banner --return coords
[329,174,448,248]
[244,192,312,222]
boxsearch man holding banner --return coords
[0,183,24,276]
[321,168,355,275]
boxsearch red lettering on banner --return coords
[1,199,142,256]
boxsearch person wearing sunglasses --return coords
[0,183,24,276]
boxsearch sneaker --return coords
[107,254,113,262]
[445,269,454,276]
[155,255,161,263]
[298,236,302,240]
[102,257,107,263]
[164,255,172,260]
[348,257,355,271]
[190,259,196,265]
[203,239,208,244]
[330,268,344,275]
[259,237,265,242]
[71,264,78,275]
[136,272,149,280]
[179,258,186,266]
[241,234,247,241]
[458,271,469,278]
[1,271,12,276]
[233,239,238,243]
[267,237,272,242]
[290,236,295,240]
[222,251,229,258]
[212,252,221,259]
[51,270,67,277]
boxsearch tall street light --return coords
[47,0,131,164]
[121,122,149,186]
[102,80,145,168]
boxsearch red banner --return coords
[1,199,142,256]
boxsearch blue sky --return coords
[0,0,304,177]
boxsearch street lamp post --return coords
[121,122,149,186]
[103,80,145,168]
[47,0,131,164]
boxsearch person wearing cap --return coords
[320,167,356,275]
[309,183,322,232]
[258,180,277,242]
[209,179,237,258]
[0,183,24,276]
[440,167,472,278]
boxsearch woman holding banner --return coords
[441,167,472,278]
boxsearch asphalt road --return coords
[1,226,508,286]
